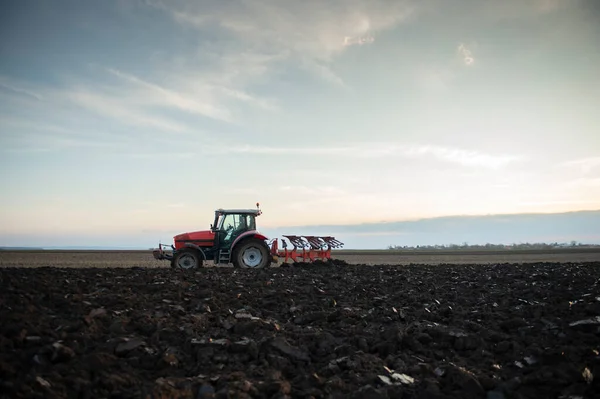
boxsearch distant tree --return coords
[385,241,598,251]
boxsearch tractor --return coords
[152,203,344,269]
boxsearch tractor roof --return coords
[216,208,261,216]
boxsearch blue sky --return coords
[1,0,599,248]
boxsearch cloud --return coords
[223,188,263,195]
[533,0,574,13]
[458,0,579,20]
[561,157,600,174]
[275,184,382,218]
[0,2,427,154]
[0,117,127,153]
[1,56,283,151]
[300,61,348,88]
[343,35,375,47]
[1,117,79,136]
[106,68,232,122]
[415,66,456,91]
[222,145,352,156]
[0,75,522,170]
[0,74,199,137]
[338,230,410,237]
[122,152,197,160]
[519,199,600,206]
[568,177,600,188]
[217,86,278,111]
[64,87,192,133]
[415,42,478,92]
[400,145,519,168]
[149,0,415,84]
[278,185,347,196]
[0,78,43,101]
[157,0,413,58]
[457,43,474,66]
[213,143,520,169]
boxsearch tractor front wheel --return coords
[172,249,203,270]
[232,238,270,269]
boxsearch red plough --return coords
[269,235,345,263]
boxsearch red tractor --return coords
[152,203,344,269]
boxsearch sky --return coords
[1,0,599,248]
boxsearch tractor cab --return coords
[211,207,261,250]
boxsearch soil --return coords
[1,260,599,399]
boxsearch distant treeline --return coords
[387,241,600,251]
[0,247,45,251]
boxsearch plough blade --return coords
[269,235,344,263]
[321,236,344,248]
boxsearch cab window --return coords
[219,213,256,231]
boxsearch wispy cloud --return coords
[1,117,79,136]
[461,0,577,19]
[338,230,410,237]
[400,145,518,168]
[275,184,380,214]
[0,74,197,137]
[0,70,523,170]
[0,78,43,101]
[64,87,192,133]
[150,0,415,85]
[123,152,197,160]
[561,157,600,174]
[222,187,263,196]
[106,68,232,122]
[279,185,347,196]
[415,66,456,91]
[221,145,351,156]
[343,35,375,47]
[1,59,283,151]
[300,60,348,88]
[458,43,475,66]
[414,41,477,92]
[533,0,574,13]
[213,143,520,168]
[519,199,600,206]
[0,117,126,153]
[217,86,278,111]
[568,177,600,188]
[157,0,413,58]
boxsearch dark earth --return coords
[1,261,599,399]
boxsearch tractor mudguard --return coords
[253,233,268,241]
[183,242,207,259]
[231,230,268,249]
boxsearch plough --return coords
[270,235,344,263]
[152,203,344,269]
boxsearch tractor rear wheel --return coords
[232,238,270,269]
[172,249,203,270]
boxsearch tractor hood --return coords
[173,230,215,249]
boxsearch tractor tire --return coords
[232,238,270,269]
[172,249,203,270]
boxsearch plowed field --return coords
[1,249,600,268]
[1,251,599,398]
